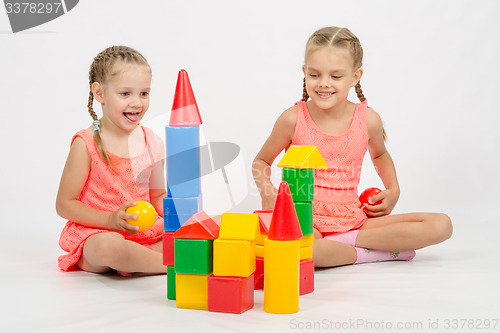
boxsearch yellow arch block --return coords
[264,239,300,314]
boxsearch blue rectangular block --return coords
[163,195,202,232]
[166,126,201,198]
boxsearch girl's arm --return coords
[364,108,400,217]
[55,137,140,233]
[252,106,297,209]
[149,134,167,217]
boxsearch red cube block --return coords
[254,257,264,290]
[208,274,254,314]
[163,232,175,266]
[300,259,314,295]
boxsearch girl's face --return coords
[94,61,152,133]
[303,47,362,111]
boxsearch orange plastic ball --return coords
[125,201,157,232]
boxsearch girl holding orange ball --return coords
[56,46,167,276]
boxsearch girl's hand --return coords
[106,201,141,234]
[362,188,399,218]
[261,186,278,210]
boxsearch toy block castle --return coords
[277,145,328,295]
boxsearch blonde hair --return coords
[87,45,150,167]
[302,26,365,103]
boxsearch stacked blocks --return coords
[172,211,219,309]
[163,69,204,297]
[264,181,303,314]
[277,145,328,296]
[209,213,259,314]
[253,210,273,290]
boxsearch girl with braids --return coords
[252,27,452,267]
[56,46,167,275]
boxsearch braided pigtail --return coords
[354,81,366,102]
[302,77,309,101]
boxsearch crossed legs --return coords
[313,213,452,268]
[77,232,167,274]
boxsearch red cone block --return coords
[267,181,303,241]
[169,69,203,126]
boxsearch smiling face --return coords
[303,46,362,111]
[93,61,152,133]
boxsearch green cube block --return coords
[167,266,176,300]
[282,168,315,201]
[174,239,213,274]
[294,201,313,236]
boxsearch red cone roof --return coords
[169,69,203,126]
[267,182,303,241]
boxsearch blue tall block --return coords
[166,125,201,198]
[163,195,203,232]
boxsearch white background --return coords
[1,1,499,332]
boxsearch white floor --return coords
[1,206,498,333]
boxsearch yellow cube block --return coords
[219,213,260,241]
[213,239,255,277]
[256,244,264,258]
[264,239,300,314]
[300,234,314,248]
[256,233,267,246]
[300,246,313,260]
[176,273,209,310]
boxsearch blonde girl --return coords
[252,27,452,267]
[56,46,167,275]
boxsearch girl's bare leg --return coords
[356,213,452,251]
[77,232,167,274]
[312,228,357,267]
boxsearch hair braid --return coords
[302,77,309,101]
[354,82,366,102]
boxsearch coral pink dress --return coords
[58,127,164,271]
[291,100,368,233]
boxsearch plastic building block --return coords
[300,246,313,260]
[163,232,175,266]
[254,257,264,290]
[213,239,256,277]
[256,233,267,246]
[299,259,314,295]
[268,182,303,241]
[300,234,314,248]
[253,209,273,234]
[255,244,264,258]
[208,274,254,314]
[173,211,219,240]
[277,145,328,169]
[169,69,203,126]
[218,213,260,241]
[167,266,176,300]
[264,238,300,314]
[166,125,201,198]
[163,195,202,232]
[282,168,314,202]
[176,273,209,310]
[293,201,313,236]
[174,239,213,275]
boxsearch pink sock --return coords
[323,230,359,247]
[354,247,416,264]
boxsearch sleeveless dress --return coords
[291,100,368,233]
[58,126,164,271]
